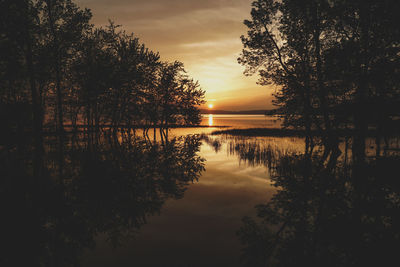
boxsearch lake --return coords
[81,115,302,267]
[2,115,398,267]
[200,114,282,129]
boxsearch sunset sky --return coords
[76,0,276,111]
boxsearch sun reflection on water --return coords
[208,114,213,127]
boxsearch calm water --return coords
[80,116,301,266]
[200,114,282,129]
[2,115,398,266]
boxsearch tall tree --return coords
[41,0,91,132]
[239,0,400,162]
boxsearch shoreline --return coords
[211,127,400,137]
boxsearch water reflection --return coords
[202,135,303,164]
[2,129,399,266]
[208,114,214,127]
[0,132,204,266]
[210,136,400,267]
[200,114,282,128]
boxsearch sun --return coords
[208,104,214,109]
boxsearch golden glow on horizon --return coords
[208,104,214,109]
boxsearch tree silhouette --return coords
[239,0,400,162]
[1,0,205,139]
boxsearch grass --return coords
[211,127,400,137]
[211,128,306,137]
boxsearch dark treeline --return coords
[238,1,400,266]
[1,1,207,265]
[1,0,205,138]
[239,0,400,162]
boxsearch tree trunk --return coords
[45,0,64,133]
[352,3,370,168]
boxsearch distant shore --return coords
[200,109,279,115]
[211,127,400,137]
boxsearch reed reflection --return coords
[212,135,400,267]
[202,135,301,166]
[0,132,204,266]
[199,133,400,266]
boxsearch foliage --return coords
[239,2,400,263]
[0,0,205,136]
[239,0,400,158]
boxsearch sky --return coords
[76,0,276,111]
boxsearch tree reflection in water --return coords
[219,136,400,267]
[0,131,204,266]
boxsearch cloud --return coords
[78,0,253,21]
[76,0,274,110]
